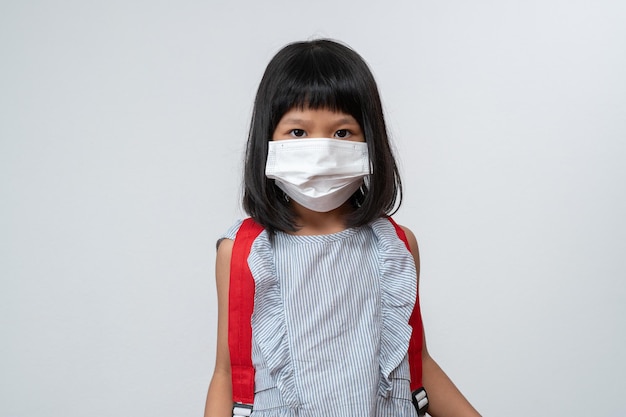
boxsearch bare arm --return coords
[204,239,234,417]
[401,226,481,417]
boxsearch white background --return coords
[2,1,625,416]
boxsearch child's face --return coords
[272,107,364,142]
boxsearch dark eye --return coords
[335,129,351,138]
[290,129,306,137]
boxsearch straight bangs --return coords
[267,47,367,129]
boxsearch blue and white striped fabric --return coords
[222,217,418,417]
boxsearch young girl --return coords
[205,39,480,417]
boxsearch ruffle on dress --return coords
[370,218,417,398]
[248,230,301,410]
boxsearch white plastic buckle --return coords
[412,387,429,416]
[232,403,253,417]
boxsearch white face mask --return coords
[265,138,371,212]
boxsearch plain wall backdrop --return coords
[1,1,625,416]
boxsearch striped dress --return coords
[222,217,419,417]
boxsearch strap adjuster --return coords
[412,387,429,416]
[232,403,253,417]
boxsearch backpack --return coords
[228,218,429,417]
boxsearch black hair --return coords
[243,39,402,234]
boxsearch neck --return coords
[290,202,354,235]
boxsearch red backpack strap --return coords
[228,218,264,409]
[387,217,429,415]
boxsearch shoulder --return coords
[393,222,420,273]
[384,217,419,255]
[215,220,240,278]
[216,236,234,257]
[398,224,419,255]
[216,217,267,259]
[215,219,245,251]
